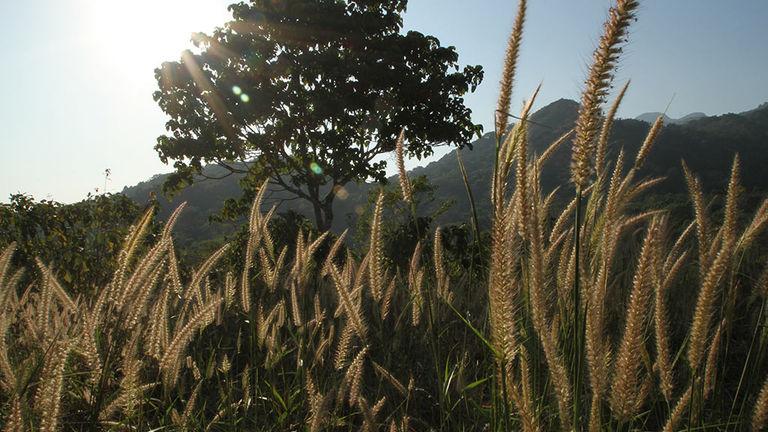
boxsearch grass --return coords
[2,0,768,430]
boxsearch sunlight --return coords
[79,0,230,70]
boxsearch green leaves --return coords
[153,0,483,229]
[0,193,146,294]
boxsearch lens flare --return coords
[232,85,242,95]
[240,94,250,103]
[310,162,323,175]
[333,185,349,200]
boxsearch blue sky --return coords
[2,0,767,203]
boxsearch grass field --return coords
[1,0,768,430]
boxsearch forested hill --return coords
[123,98,768,246]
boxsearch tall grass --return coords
[2,0,768,430]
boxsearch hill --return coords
[123,99,768,247]
[635,111,707,125]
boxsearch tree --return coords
[153,0,483,231]
[0,193,146,293]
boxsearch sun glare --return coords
[80,0,230,71]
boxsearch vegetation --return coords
[2,0,768,431]
[0,193,145,293]
[153,0,483,231]
[124,97,768,250]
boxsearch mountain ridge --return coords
[635,111,707,125]
[123,98,768,246]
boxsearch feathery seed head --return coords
[634,114,664,169]
[495,0,527,137]
[395,128,413,205]
[572,0,639,189]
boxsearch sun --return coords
[79,0,231,71]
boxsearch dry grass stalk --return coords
[35,260,77,312]
[241,180,270,313]
[100,383,158,422]
[610,216,663,421]
[487,198,521,366]
[433,227,452,304]
[634,114,664,169]
[35,340,72,432]
[0,244,16,292]
[167,239,184,296]
[290,277,303,327]
[358,395,378,432]
[571,0,639,189]
[537,129,574,171]
[395,128,412,205]
[493,72,537,215]
[0,247,19,394]
[527,164,573,430]
[322,229,348,276]
[292,231,329,287]
[2,396,23,432]
[662,384,693,432]
[161,201,188,239]
[663,320,723,432]
[603,150,627,223]
[372,360,407,396]
[334,322,355,370]
[159,295,223,388]
[513,93,539,239]
[596,80,630,174]
[224,271,235,308]
[205,401,243,432]
[723,155,741,244]
[488,95,545,406]
[753,373,768,431]
[738,199,768,251]
[306,369,331,432]
[408,241,425,326]
[687,228,734,371]
[330,263,368,341]
[188,243,230,300]
[114,227,166,305]
[515,351,541,432]
[495,0,527,136]
[586,222,619,406]
[113,205,155,293]
[179,380,203,427]
[0,318,15,394]
[345,345,369,406]
[654,250,688,402]
[683,162,711,271]
[368,193,386,301]
[555,233,575,318]
[549,194,579,245]
[703,320,724,396]
[380,275,396,321]
[111,330,144,419]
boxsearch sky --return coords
[1,0,767,203]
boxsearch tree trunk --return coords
[321,196,334,232]
[310,195,334,232]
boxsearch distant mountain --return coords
[741,102,768,116]
[635,112,672,124]
[678,112,707,123]
[635,111,706,125]
[123,99,768,247]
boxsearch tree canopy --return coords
[153,0,483,230]
[0,193,145,292]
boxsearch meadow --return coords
[2,0,768,430]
